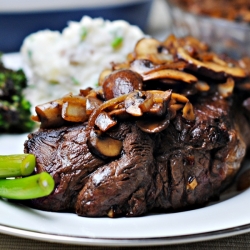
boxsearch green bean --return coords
[0,172,55,200]
[0,154,35,178]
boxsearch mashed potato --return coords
[21,16,145,108]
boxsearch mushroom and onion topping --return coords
[32,35,250,158]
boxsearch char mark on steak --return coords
[24,93,246,217]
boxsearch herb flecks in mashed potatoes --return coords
[21,16,145,107]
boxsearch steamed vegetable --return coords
[0,57,35,133]
[0,154,35,178]
[0,154,55,199]
[0,172,54,199]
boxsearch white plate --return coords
[0,120,250,246]
[1,54,250,247]
[0,134,250,246]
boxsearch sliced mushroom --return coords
[209,53,228,66]
[239,57,250,76]
[35,99,65,129]
[141,53,174,64]
[88,130,123,158]
[124,90,163,117]
[145,61,187,74]
[182,101,195,121]
[198,52,231,67]
[139,91,154,113]
[136,115,170,133]
[142,69,197,84]
[195,81,210,92]
[218,77,235,98]
[145,90,172,116]
[147,102,167,116]
[205,61,246,78]
[149,90,172,103]
[88,94,129,128]
[102,69,143,100]
[95,111,117,132]
[171,93,189,103]
[163,35,209,58]
[130,59,155,75]
[108,108,129,119]
[198,52,216,63]
[162,34,178,48]
[134,38,161,57]
[124,91,144,116]
[177,47,246,80]
[170,104,184,111]
[133,38,173,63]
[184,36,208,51]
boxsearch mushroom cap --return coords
[102,69,143,100]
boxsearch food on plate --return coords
[0,59,34,133]
[0,154,35,178]
[237,169,250,191]
[21,16,145,107]
[0,172,54,200]
[0,154,54,200]
[22,35,250,217]
[169,0,250,23]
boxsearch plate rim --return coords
[0,222,250,246]
[1,53,250,247]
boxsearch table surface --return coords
[1,0,250,249]
[0,231,250,249]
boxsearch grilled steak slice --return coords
[154,94,246,211]
[24,124,105,211]
[75,123,156,217]
[24,93,246,217]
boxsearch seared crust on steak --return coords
[24,93,246,217]
[25,124,105,211]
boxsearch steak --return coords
[24,93,246,217]
[23,35,250,217]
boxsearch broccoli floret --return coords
[0,60,35,133]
